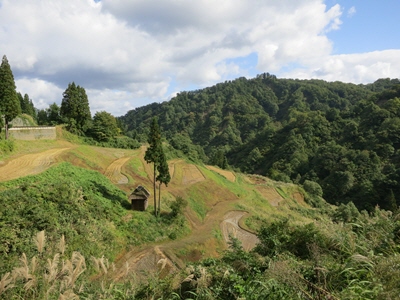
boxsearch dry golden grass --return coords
[206,165,236,182]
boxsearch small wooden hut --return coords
[129,185,150,211]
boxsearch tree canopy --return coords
[60,82,91,134]
[17,92,36,118]
[0,55,21,139]
[91,111,120,141]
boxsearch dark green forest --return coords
[120,74,400,211]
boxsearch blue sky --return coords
[327,0,400,54]
[0,0,399,116]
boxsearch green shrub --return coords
[169,196,188,218]
[303,180,323,197]
[333,201,360,223]
[0,138,15,156]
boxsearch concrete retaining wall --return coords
[8,126,57,140]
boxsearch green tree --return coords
[91,111,119,141]
[18,93,35,118]
[60,82,91,134]
[47,102,62,125]
[144,117,163,216]
[383,189,397,212]
[156,149,171,216]
[36,109,48,125]
[0,55,21,139]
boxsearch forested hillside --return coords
[120,74,400,211]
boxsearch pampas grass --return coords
[59,234,66,255]
[33,230,46,254]
[0,272,14,295]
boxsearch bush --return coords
[0,138,15,156]
[169,196,188,218]
[333,201,360,223]
[83,135,141,149]
[303,180,323,197]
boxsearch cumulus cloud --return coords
[283,50,400,83]
[0,0,399,116]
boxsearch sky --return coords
[1,0,399,117]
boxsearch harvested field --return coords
[182,164,205,185]
[206,165,236,182]
[0,148,70,181]
[104,157,131,184]
[255,186,284,207]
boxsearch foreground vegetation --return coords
[2,201,400,299]
[0,163,189,274]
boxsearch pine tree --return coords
[156,149,171,216]
[18,93,36,118]
[23,94,35,118]
[144,117,163,216]
[60,82,91,134]
[0,55,21,139]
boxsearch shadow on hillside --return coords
[90,181,131,210]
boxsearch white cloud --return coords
[283,50,400,83]
[348,6,356,18]
[15,78,63,110]
[1,0,399,117]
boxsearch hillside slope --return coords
[0,134,317,277]
[2,132,400,299]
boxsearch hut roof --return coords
[130,185,150,198]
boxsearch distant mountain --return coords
[120,74,400,211]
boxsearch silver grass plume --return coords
[45,253,60,283]
[59,234,66,255]
[33,230,46,254]
[0,272,14,295]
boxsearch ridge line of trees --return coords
[119,74,400,212]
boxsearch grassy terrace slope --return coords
[0,130,320,281]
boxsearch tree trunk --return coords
[158,182,162,216]
[5,120,9,140]
[153,163,157,216]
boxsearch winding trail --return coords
[112,208,259,280]
[221,211,259,251]
[0,148,70,181]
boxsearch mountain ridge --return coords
[119,75,400,211]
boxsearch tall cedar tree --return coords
[156,150,171,216]
[144,117,163,216]
[0,55,21,139]
[18,92,35,118]
[60,82,91,134]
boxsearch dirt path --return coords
[220,211,259,251]
[104,157,131,184]
[112,205,259,280]
[0,148,70,181]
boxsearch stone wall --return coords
[8,126,57,140]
